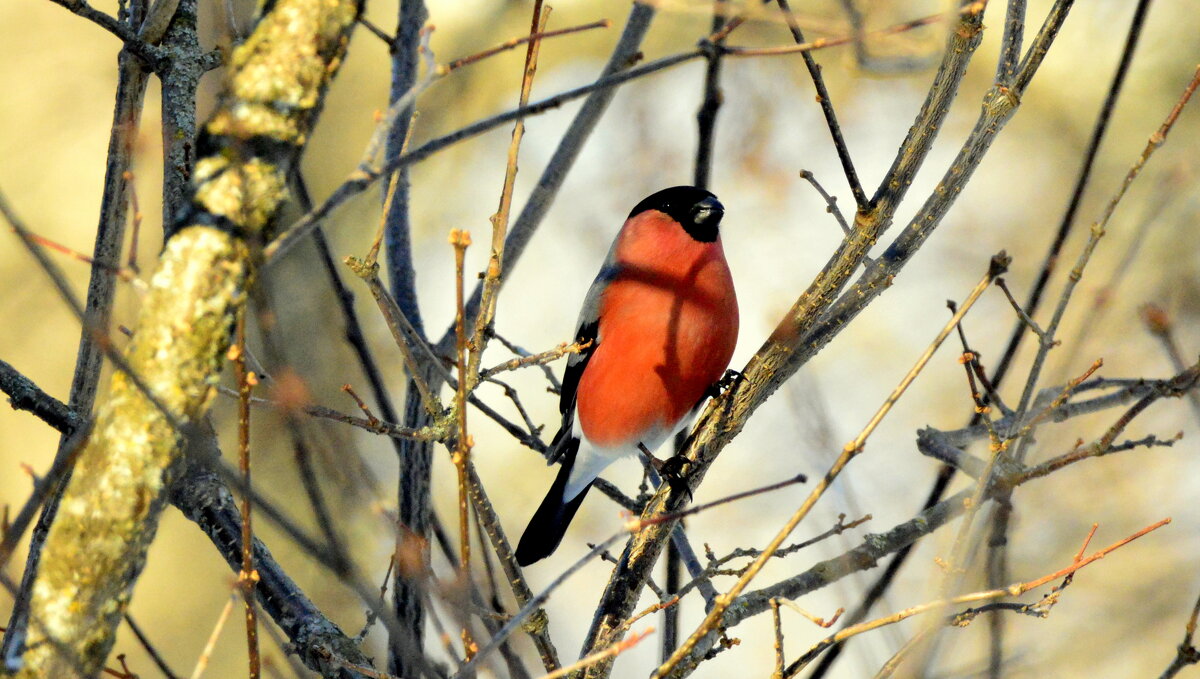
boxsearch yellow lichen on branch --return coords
[205,0,360,146]
[15,0,359,675]
[18,229,251,678]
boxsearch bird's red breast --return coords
[575,209,738,447]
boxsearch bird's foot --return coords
[638,443,693,501]
[706,369,743,399]
[657,455,692,500]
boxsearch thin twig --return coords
[446,20,609,72]
[798,170,852,236]
[479,340,589,380]
[870,626,934,679]
[449,534,627,679]
[344,256,444,417]
[639,474,809,529]
[479,375,542,437]
[774,599,843,629]
[775,0,867,207]
[995,277,1047,339]
[359,16,393,46]
[948,302,1011,417]
[1158,586,1200,678]
[233,318,261,679]
[123,614,181,679]
[46,0,164,63]
[449,228,475,661]
[538,629,654,679]
[693,0,727,191]
[489,331,561,392]
[12,229,145,290]
[689,514,870,586]
[189,595,237,679]
[463,462,561,672]
[1142,304,1200,423]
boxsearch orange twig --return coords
[445,19,610,72]
[232,317,261,679]
[539,628,654,679]
[724,2,986,58]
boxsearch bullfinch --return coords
[514,186,739,566]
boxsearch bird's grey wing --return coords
[548,246,619,463]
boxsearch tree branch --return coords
[10,0,361,673]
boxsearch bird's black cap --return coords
[628,186,725,243]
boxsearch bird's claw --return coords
[706,368,743,399]
[656,455,692,501]
[639,444,693,500]
[719,368,742,390]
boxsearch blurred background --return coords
[2,0,1199,676]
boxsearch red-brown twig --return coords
[231,318,261,679]
[539,628,654,679]
[341,383,377,423]
[773,599,844,629]
[11,227,145,291]
[723,2,986,58]
[454,7,566,673]
[446,19,609,72]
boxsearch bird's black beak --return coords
[690,196,724,231]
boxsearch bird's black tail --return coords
[515,445,591,566]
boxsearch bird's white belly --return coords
[563,405,702,500]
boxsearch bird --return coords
[514,186,739,566]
